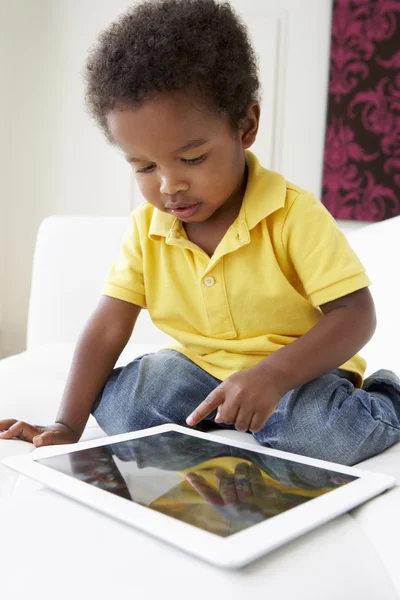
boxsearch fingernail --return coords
[34,438,42,447]
[186,417,194,426]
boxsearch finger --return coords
[249,412,269,433]
[0,419,18,432]
[233,406,253,432]
[248,464,265,496]
[185,472,224,506]
[0,421,41,442]
[33,429,74,447]
[215,468,238,505]
[186,388,225,427]
[234,462,253,501]
[214,407,223,423]
[217,401,239,425]
[248,464,278,500]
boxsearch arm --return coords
[55,296,141,438]
[257,286,376,392]
[187,287,376,432]
[0,296,141,445]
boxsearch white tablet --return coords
[2,424,395,568]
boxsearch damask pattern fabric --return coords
[322,0,400,221]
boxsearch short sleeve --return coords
[282,193,371,307]
[102,212,146,308]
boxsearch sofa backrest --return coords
[27,214,400,377]
[27,216,172,349]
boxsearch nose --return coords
[160,173,189,196]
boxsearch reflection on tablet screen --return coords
[38,431,357,537]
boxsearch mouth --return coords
[167,203,200,218]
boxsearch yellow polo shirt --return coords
[103,151,370,386]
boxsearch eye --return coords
[182,154,207,165]
[136,164,156,174]
[135,153,207,174]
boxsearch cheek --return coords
[204,163,241,200]
[136,175,159,201]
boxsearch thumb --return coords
[33,431,62,447]
[33,433,49,447]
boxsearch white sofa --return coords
[1,215,400,595]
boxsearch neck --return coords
[205,161,249,228]
[183,162,249,257]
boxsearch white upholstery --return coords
[1,214,400,595]
[27,216,172,349]
[347,216,400,375]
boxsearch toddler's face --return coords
[107,91,257,223]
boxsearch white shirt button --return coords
[204,276,215,287]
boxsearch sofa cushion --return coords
[0,342,163,424]
[0,342,161,498]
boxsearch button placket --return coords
[201,264,236,338]
[204,220,251,276]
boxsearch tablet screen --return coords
[37,431,358,537]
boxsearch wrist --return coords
[54,421,80,438]
[250,361,291,397]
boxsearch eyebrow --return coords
[125,138,210,163]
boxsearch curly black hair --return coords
[84,0,260,143]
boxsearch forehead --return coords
[107,91,232,156]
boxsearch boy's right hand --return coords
[0,420,79,447]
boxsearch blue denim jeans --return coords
[92,350,400,466]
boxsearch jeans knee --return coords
[92,350,219,436]
[255,384,400,466]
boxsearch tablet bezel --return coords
[2,424,396,568]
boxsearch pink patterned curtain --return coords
[322,0,400,221]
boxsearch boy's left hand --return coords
[186,366,285,433]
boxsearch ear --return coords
[240,102,260,149]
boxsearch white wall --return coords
[0,0,367,358]
[0,1,11,357]
[0,0,137,357]
[1,1,56,358]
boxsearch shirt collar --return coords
[148,150,287,240]
[242,151,287,229]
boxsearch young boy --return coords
[1,0,399,466]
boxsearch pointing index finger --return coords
[186,388,225,427]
